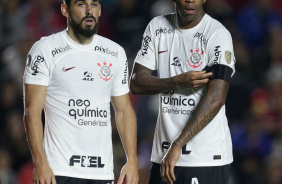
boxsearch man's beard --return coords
[69,14,99,38]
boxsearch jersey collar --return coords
[62,29,98,50]
[176,14,208,35]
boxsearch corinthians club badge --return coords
[97,61,113,82]
[187,47,204,69]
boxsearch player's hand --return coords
[33,164,56,184]
[117,160,139,184]
[161,143,182,184]
[174,70,212,89]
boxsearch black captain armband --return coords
[203,64,233,83]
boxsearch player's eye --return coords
[78,3,84,7]
[92,3,98,7]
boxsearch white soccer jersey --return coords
[23,30,129,179]
[135,14,235,167]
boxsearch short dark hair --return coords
[63,0,100,7]
[63,0,71,7]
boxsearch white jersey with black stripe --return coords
[23,30,129,179]
[134,13,235,166]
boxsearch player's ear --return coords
[61,4,69,18]
[98,4,101,17]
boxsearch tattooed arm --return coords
[160,79,229,184]
[130,63,212,95]
[175,79,229,145]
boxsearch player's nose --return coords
[85,5,93,15]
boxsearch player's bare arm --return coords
[160,79,229,184]
[130,63,212,95]
[23,84,56,184]
[111,94,138,184]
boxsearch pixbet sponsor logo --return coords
[213,46,221,64]
[31,55,45,76]
[122,60,128,84]
[69,155,105,168]
[155,27,174,36]
[68,99,108,120]
[95,46,118,58]
[141,36,151,56]
[194,32,207,46]
[51,44,72,57]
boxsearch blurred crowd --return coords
[0,0,281,183]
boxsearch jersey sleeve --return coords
[111,47,130,96]
[134,19,156,70]
[205,29,236,83]
[23,39,51,86]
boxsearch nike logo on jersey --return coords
[159,50,168,54]
[62,66,76,72]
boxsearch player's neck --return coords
[177,11,205,30]
[67,28,94,45]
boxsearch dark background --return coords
[0,0,281,183]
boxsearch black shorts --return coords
[55,176,113,184]
[148,162,231,184]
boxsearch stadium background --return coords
[0,0,281,183]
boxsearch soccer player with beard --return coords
[23,0,138,183]
[130,0,235,184]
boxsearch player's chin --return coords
[83,24,95,29]
[181,14,195,21]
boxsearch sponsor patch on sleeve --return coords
[225,51,232,64]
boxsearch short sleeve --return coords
[23,39,51,86]
[207,29,236,77]
[111,47,130,96]
[134,19,156,70]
